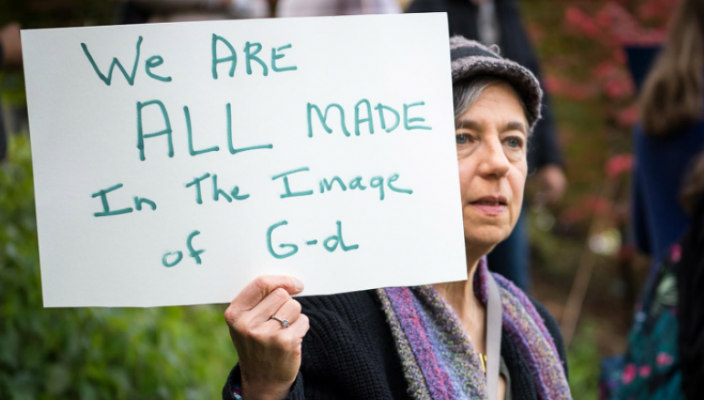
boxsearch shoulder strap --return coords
[486,273,503,400]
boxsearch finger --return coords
[265,297,303,328]
[247,287,298,325]
[290,313,309,337]
[232,275,304,311]
[286,313,310,352]
[273,313,310,355]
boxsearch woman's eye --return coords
[505,136,523,149]
[456,133,471,145]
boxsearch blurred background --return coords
[0,0,677,398]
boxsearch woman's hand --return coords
[224,276,309,400]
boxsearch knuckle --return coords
[289,299,302,315]
[223,306,239,325]
[230,315,251,335]
[246,322,274,342]
[252,276,272,297]
[272,333,292,349]
[293,337,304,356]
[271,287,291,302]
[250,328,271,343]
[298,314,310,330]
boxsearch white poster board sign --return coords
[21,13,467,307]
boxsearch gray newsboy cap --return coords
[450,36,543,131]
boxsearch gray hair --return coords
[453,75,531,134]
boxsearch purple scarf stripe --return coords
[502,312,549,397]
[492,272,560,357]
[409,293,465,397]
[411,287,485,398]
[484,265,571,400]
[414,287,476,359]
[378,260,572,400]
[385,286,455,400]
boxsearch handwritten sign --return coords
[21,13,466,307]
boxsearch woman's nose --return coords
[476,139,510,179]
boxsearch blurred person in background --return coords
[631,0,704,397]
[116,0,271,24]
[631,0,704,282]
[275,0,399,16]
[677,154,704,400]
[406,0,567,292]
[0,22,22,162]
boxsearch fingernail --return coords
[293,278,304,292]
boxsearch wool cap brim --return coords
[450,36,543,131]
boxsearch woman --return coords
[629,0,704,397]
[632,0,704,268]
[406,0,568,292]
[222,37,572,400]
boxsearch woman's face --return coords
[455,82,528,253]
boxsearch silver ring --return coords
[270,315,290,328]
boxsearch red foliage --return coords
[526,0,675,232]
[544,75,596,101]
[593,61,634,99]
[560,2,670,103]
[605,153,634,178]
[638,0,678,26]
[594,3,640,44]
[616,105,639,126]
[564,1,672,46]
[564,6,600,39]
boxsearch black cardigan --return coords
[223,289,568,399]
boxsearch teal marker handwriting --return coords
[271,167,315,199]
[91,183,157,217]
[162,251,183,267]
[162,230,205,267]
[211,34,298,79]
[81,36,172,86]
[307,99,431,137]
[184,105,220,156]
[81,34,297,86]
[136,101,272,161]
[185,172,250,204]
[137,99,174,161]
[75,33,436,273]
[272,167,413,201]
[267,219,359,259]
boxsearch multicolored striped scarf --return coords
[376,259,572,400]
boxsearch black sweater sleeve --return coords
[222,290,407,400]
[291,291,408,399]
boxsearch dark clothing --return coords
[223,289,567,399]
[406,0,564,172]
[677,196,704,399]
[631,119,704,263]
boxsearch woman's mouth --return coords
[469,196,508,216]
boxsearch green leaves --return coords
[0,135,237,399]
